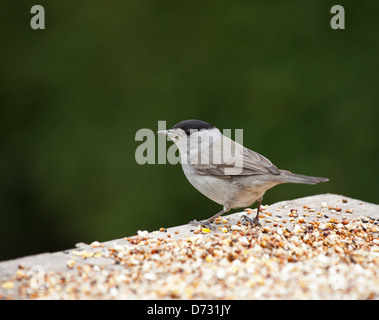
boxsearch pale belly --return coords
[182,165,280,209]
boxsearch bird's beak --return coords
[157,129,179,141]
[157,130,170,136]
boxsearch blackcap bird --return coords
[158,119,328,226]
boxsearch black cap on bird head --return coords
[173,120,215,132]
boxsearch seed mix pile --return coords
[1,197,379,299]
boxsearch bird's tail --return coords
[275,170,329,185]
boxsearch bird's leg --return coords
[189,205,230,227]
[254,197,263,223]
[242,197,263,227]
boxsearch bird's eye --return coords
[185,129,191,136]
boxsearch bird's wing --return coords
[190,136,280,179]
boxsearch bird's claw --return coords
[189,219,212,228]
[241,214,261,227]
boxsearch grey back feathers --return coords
[172,119,328,184]
[173,119,280,178]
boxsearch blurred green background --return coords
[1,1,378,261]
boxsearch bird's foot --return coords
[189,219,213,228]
[241,215,262,227]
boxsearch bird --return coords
[158,119,329,226]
